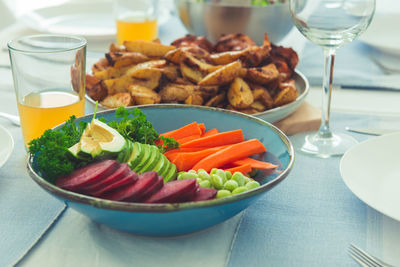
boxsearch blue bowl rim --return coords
[27,104,295,213]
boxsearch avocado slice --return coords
[127,142,143,169]
[139,145,161,173]
[132,143,152,172]
[116,140,133,163]
[76,119,126,159]
[163,163,177,183]
[153,154,167,176]
[159,159,172,180]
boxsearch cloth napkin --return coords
[227,112,386,267]
[0,75,66,267]
[297,40,400,91]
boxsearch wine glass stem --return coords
[319,48,336,139]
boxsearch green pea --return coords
[199,180,211,188]
[243,176,252,184]
[210,168,218,175]
[231,172,245,186]
[225,171,232,180]
[180,172,198,180]
[198,170,211,181]
[196,177,203,183]
[215,169,227,183]
[217,189,232,198]
[188,169,197,174]
[211,174,223,189]
[223,179,238,192]
[246,181,260,190]
[232,186,248,195]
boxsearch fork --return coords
[348,244,394,267]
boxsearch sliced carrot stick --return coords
[198,123,205,135]
[192,139,266,172]
[232,157,278,170]
[173,146,228,171]
[176,134,202,145]
[164,147,207,157]
[180,129,244,148]
[202,128,219,137]
[224,164,252,175]
[161,122,202,140]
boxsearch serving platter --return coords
[340,132,400,222]
[0,125,14,169]
[85,70,309,124]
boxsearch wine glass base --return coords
[290,131,358,158]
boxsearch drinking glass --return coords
[114,0,159,44]
[289,0,375,157]
[8,34,87,147]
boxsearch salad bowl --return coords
[27,105,294,236]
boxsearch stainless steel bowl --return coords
[174,0,294,44]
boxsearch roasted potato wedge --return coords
[100,92,133,108]
[205,93,226,107]
[273,84,298,107]
[250,100,267,112]
[123,40,175,57]
[182,52,221,73]
[109,43,126,52]
[180,62,203,83]
[185,94,204,105]
[161,64,179,81]
[209,50,248,65]
[94,66,129,80]
[124,60,167,76]
[105,52,149,68]
[246,63,279,85]
[91,58,109,73]
[159,83,197,102]
[129,84,161,105]
[198,61,242,86]
[129,67,162,80]
[251,84,274,109]
[102,76,134,95]
[86,74,107,101]
[227,77,254,109]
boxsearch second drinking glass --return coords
[114,0,159,44]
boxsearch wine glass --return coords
[289,0,375,158]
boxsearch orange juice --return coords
[17,90,85,146]
[116,18,158,44]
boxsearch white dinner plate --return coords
[340,132,400,221]
[359,14,400,55]
[20,2,116,40]
[0,125,14,169]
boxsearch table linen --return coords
[227,113,398,267]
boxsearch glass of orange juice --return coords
[114,0,159,44]
[8,34,87,147]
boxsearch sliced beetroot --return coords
[176,183,199,203]
[144,179,197,204]
[191,187,218,202]
[82,163,130,193]
[56,160,119,191]
[103,171,158,201]
[133,176,164,202]
[92,171,138,197]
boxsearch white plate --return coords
[20,2,116,40]
[340,132,400,221]
[85,70,309,123]
[0,125,14,169]
[359,14,400,55]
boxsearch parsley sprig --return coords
[28,116,89,183]
[106,107,179,152]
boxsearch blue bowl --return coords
[27,105,294,236]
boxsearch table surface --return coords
[1,2,400,266]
